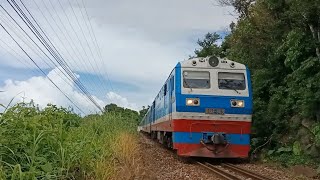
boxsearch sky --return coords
[0,0,235,114]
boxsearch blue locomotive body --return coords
[138,56,253,158]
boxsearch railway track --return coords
[197,162,273,180]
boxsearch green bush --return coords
[0,102,138,179]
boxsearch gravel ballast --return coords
[136,134,316,180]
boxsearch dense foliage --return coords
[0,102,138,179]
[196,0,320,165]
[103,103,148,124]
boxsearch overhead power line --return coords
[16,0,101,109]
[0,4,96,111]
[9,0,103,111]
[0,21,86,114]
[0,5,76,87]
[0,0,116,113]
[79,0,115,92]
[39,0,105,96]
[65,0,112,94]
[1,0,103,112]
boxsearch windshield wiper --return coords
[232,88,240,94]
[224,84,240,94]
[183,80,193,92]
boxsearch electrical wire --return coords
[0,5,75,86]
[0,5,96,111]
[79,0,115,92]
[11,0,103,110]
[13,1,100,109]
[0,21,86,114]
[6,0,103,111]
[65,0,111,95]
[30,0,103,95]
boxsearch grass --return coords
[111,133,141,179]
[94,132,141,180]
[0,102,141,179]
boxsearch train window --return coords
[164,84,167,96]
[183,71,210,89]
[218,72,246,90]
[171,76,174,91]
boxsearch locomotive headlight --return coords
[187,99,193,105]
[186,98,200,106]
[230,100,245,108]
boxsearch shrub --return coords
[0,102,139,179]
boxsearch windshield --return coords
[183,71,210,89]
[218,72,246,90]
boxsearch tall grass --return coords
[0,102,139,179]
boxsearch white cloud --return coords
[106,92,138,110]
[0,67,137,115]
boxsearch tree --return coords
[217,0,255,18]
[103,103,140,123]
[286,0,320,60]
[104,103,123,113]
[194,32,222,57]
[218,0,320,159]
[139,105,150,119]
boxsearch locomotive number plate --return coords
[205,108,225,115]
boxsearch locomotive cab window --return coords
[218,72,246,90]
[183,71,210,89]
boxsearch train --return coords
[138,56,252,158]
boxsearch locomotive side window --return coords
[164,84,167,96]
[218,72,246,90]
[171,76,174,91]
[183,71,210,89]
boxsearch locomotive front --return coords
[173,56,252,158]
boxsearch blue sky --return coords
[0,0,235,114]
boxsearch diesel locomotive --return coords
[138,56,252,158]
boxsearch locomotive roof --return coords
[177,56,246,70]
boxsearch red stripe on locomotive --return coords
[150,119,251,134]
[174,143,250,158]
[172,119,251,134]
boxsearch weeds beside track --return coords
[0,102,139,179]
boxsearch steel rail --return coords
[222,163,273,180]
[197,162,242,180]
